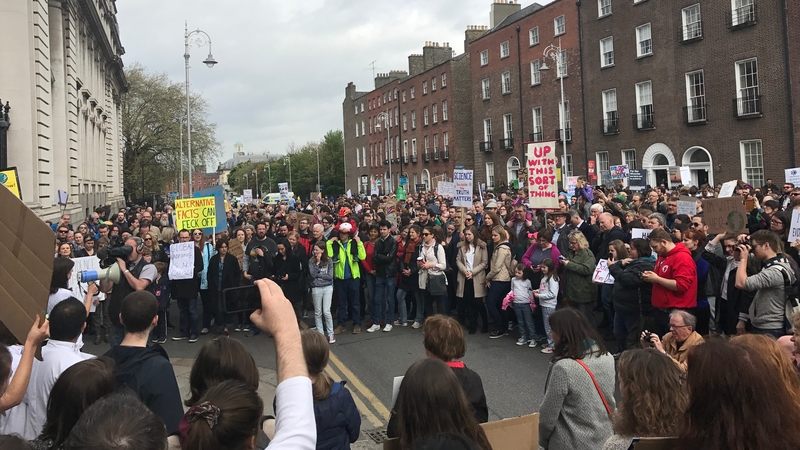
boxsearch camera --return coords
[97,237,132,268]
[642,332,653,345]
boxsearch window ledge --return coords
[529,42,540,47]
[500,55,510,59]
[598,13,612,19]
[502,91,511,96]
[601,64,615,70]
[531,82,541,87]
[636,53,653,60]
[555,32,565,37]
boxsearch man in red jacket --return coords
[641,228,698,336]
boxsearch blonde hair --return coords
[730,334,800,405]
[567,230,589,251]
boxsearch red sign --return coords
[588,160,597,180]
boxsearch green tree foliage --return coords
[121,63,221,202]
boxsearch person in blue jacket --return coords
[300,329,360,449]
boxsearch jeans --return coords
[414,288,426,323]
[200,289,216,329]
[752,326,785,339]
[541,306,555,348]
[335,278,361,327]
[486,281,511,333]
[613,311,640,352]
[364,273,376,313]
[396,288,409,324]
[421,289,447,318]
[109,323,125,347]
[513,303,535,341]
[652,308,672,337]
[312,285,334,336]
[177,297,200,338]
[374,276,396,324]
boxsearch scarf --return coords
[404,238,421,264]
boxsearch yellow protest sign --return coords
[175,196,216,230]
[0,167,21,199]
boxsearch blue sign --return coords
[399,177,408,186]
[194,185,227,234]
[455,165,464,169]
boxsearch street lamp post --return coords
[316,145,321,194]
[266,151,272,193]
[540,38,568,185]
[244,173,249,192]
[376,111,391,195]
[184,22,218,197]
[179,116,186,198]
[252,168,259,199]
[283,155,292,191]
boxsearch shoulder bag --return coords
[574,358,613,419]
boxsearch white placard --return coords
[346,189,352,198]
[168,242,195,280]
[370,188,379,197]
[278,183,289,201]
[631,228,651,240]
[566,176,579,196]
[789,209,800,243]
[437,181,456,198]
[592,259,615,284]
[786,168,800,186]
[56,189,69,206]
[718,180,737,198]
[453,169,474,208]
[69,256,105,312]
[242,189,253,205]
[680,167,692,185]
[392,376,404,406]
[677,196,697,216]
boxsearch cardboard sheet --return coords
[383,413,539,450]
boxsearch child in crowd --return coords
[510,263,537,348]
[534,258,559,354]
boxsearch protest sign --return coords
[370,188,379,197]
[69,257,105,312]
[195,185,227,234]
[452,169,474,208]
[786,168,800,186]
[56,189,68,206]
[566,176,578,196]
[610,164,629,180]
[278,183,289,201]
[668,166,681,187]
[702,197,747,234]
[588,160,596,180]
[718,180,737,198]
[0,167,21,199]
[628,169,647,191]
[175,196,216,230]
[677,196,697,216]
[242,189,253,204]
[525,141,558,209]
[788,209,800,242]
[168,242,196,280]
[346,189,352,198]
[437,181,456,198]
[600,171,615,188]
[631,228,651,240]
[680,167,692,185]
[592,260,615,284]
[416,183,427,193]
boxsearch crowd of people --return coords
[2,175,800,449]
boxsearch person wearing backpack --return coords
[735,230,797,338]
[486,226,513,338]
[418,225,448,318]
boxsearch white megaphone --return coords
[78,263,122,284]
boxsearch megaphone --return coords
[78,263,122,284]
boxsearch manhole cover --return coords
[365,428,389,443]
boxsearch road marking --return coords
[327,350,392,420]
[324,362,384,428]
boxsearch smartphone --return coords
[745,198,755,210]
[558,255,565,260]
[222,285,262,314]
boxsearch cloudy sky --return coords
[116,0,551,170]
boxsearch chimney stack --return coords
[490,0,521,28]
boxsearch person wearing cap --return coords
[327,222,367,334]
[550,210,572,257]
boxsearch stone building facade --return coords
[0,0,127,221]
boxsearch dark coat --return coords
[372,235,398,278]
[207,253,241,294]
[171,246,204,299]
[609,257,655,316]
[591,226,626,263]
[312,381,361,450]
[576,221,597,248]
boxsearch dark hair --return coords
[548,308,607,361]
[49,298,86,341]
[413,433,481,450]
[396,359,492,450]
[673,222,690,236]
[50,257,75,295]
[540,258,559,282]
[120,291,158,334]
[183,380,263,450]
[751,229,782,253]
[378,220,392,229]
[537,227,554,242]
[647,228,672,243]
[629,238,652,258]
[38,357,116,448]
[215,237,229,252]
[0,346,11,394]
[423,315,466,361]
[0,435,34,450]
[63,392,167,450]
[187,337,259,407]
[276,237,293,259]
[675,340,800,449]
[301,330,335,402]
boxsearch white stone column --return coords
[49,1,70,201]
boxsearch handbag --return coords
[574,358,614,419]
[428,272,448,296]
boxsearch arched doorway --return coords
[642,143,676,188]
[422,169,431,192]
[682,146,713,188]
[507,157,521,189]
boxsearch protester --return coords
[730,334,800,404]
[207,238,241,335]
[0,316,49,417]
[328,223,367,334]
[485,226,513,338]
[170,230,204,343]
[560,231,597,328]
[418,225,448,318]
[456,226,489,334]
[532,259,558,353]
[274,238,304,324]
[371,220,398,332]
[641,310,703,372]
[398,225,423,328]
[309,241,336,342]
[608,238,655,351]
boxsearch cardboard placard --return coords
[452,169,473,207]
[69,256,105,313]
[593,259,615,284]
[718,180,737,198]
[279,182,289,201]
[0,167,21,199]
[195,185,227,234]
[677,196,697,216]
[175,196,217,230]
[566,176,579,196]
[242,189,253,204]
[0,185,51,358]
[437,181,456,198]
[628,169,647,191]
[610,164,629,180]
[788,209,800,242]
[168,242,196,280]
[383,413,539,450]
[680,166,692,186]
[668,166,681,187]
[525,141,559,209]
[786,168,800,186]
[631,228,652,240]
[702,197,747,234]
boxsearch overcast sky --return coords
[116,0,552,170]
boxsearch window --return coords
[486,162,495,188]
[558,101,571,140]
[682,4,702,41]
[369,144,373,167]
[411,110,417,129]
[360,103,364,112]
[557,50,567,78]
[483,118,492,142]
[636,24,652,57]
[423,106,429,126]
[596,151,609,173]
[599,0,612,17]
[403,113,408,131]
[432,77,437,91]
[432,104,438,123]
[442,73,447,87]
[412,139,417,157]
[740,140,764,187]
[600,37,614,67]
[622,149,637,170]
[636,80,654,128]
[443,132,449,153]
[369,118,373,134]
[442,101,448,121]
[503,114,513,140]
[423,80,428,95]
[394,89,398,100]
[354,105,358,115]
[424,136,430,154]
[355,123,359,137]
[482,78,491,100]
[394,107,399,126]
[735,58,760,115]
[554,15,565,35]
[411,86,415,99]
[363,147,366,168]
[389,109,393,128]
[361,121,365,135]
[532,107,543,139]
[529,27,539,46]
[356,147,360,167]
[402,90,406,102]
[500,41,510,58]
[413,173,418,187]
[602,89,618,132]
[501,72,511,94]
[530,59,541,85]
[480,50,489,66]
[433,134,439,153]
[731,0,755,26]
[383,93,387,103]
[404,140,409,159]
[562,154,574,177]
[685,70,706,122]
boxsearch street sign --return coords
[399,177,408,186]
[455,165,464,169]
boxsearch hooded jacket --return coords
[651,243,698,310]
[609,256,655,316]
[312,381,361,450]
[103,345,184,435]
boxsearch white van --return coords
[263,192,295,204]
